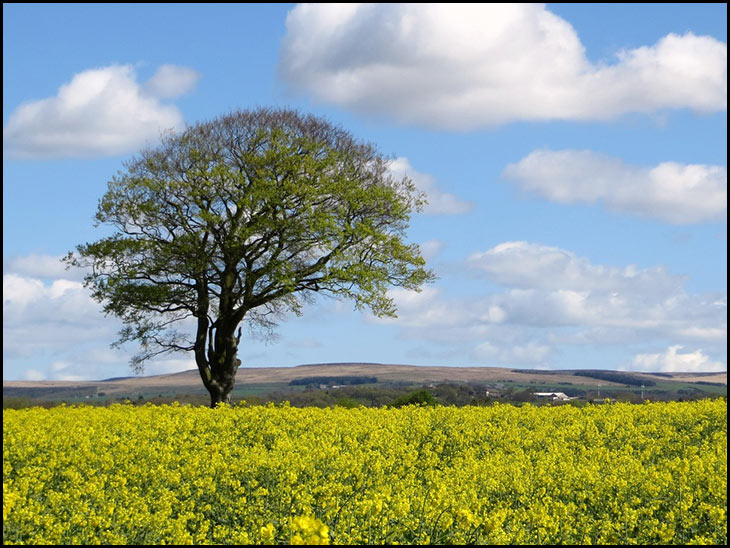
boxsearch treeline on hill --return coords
[270,383,493,408]
[289,376,378,386]
[513,369,657,387]
[5,379,724,410]
[572,370,656,387]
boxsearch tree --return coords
[392,389,437,407]
[65,108,434,407]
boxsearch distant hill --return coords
[4,363,726,403]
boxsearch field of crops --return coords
[3,399,726,545]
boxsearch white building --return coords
[533,392,575,401]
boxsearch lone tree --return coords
[66,108,434,406]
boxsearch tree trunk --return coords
[209,380,234,407]
[206,358,241,408]
[193,305,243,407]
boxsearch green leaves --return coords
[68,108,434,378]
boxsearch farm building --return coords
[533,392,575,401]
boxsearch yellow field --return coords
[3,400,727,545]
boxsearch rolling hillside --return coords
[4,362,726,404]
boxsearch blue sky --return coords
[3,3,726,381]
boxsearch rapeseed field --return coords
[3,399,726,544]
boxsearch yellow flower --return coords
[259,522,276,543]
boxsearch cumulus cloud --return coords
[3,254,86,281]
[466,242,725,338]
[503,150,727,224]
[3,273,115,360]
[280,4,726,129]
[51,361,72,373]
[419,240,445,261]
[3,64,200,158]
[374,241,726,368]
[2,269,199,380]
[2,253,209,380]
[474,340,552,366]
[23,369,46,381]
[631,346,726,372]
[467,241,686,296]
[143,65,200,98]
[144,357,197,376]
[389,157,473,214]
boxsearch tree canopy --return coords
[66,108,434,405]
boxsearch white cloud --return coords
[3,274,94,316]
[24,369,46,381]
[389,157,473,214]
[474,340,552,365]
[3,64,200,158]
[380,286,463,328]
[3,254,85,281]
[40,348,136,381]
[50,361,71,373]
[503,150,727,224]
[375,242,726,368]
[419,240,445,261]
[56,374,88,382]
[144,357,197,376]
[2,256,207,380]
[467,241,686,296]
[2,270,200,380]
[466,243,725,339]
[2,274,45,309]
[3,273,116,359]
[631,346,726,372]
[280,4,726,129]
[143,65,200,98]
